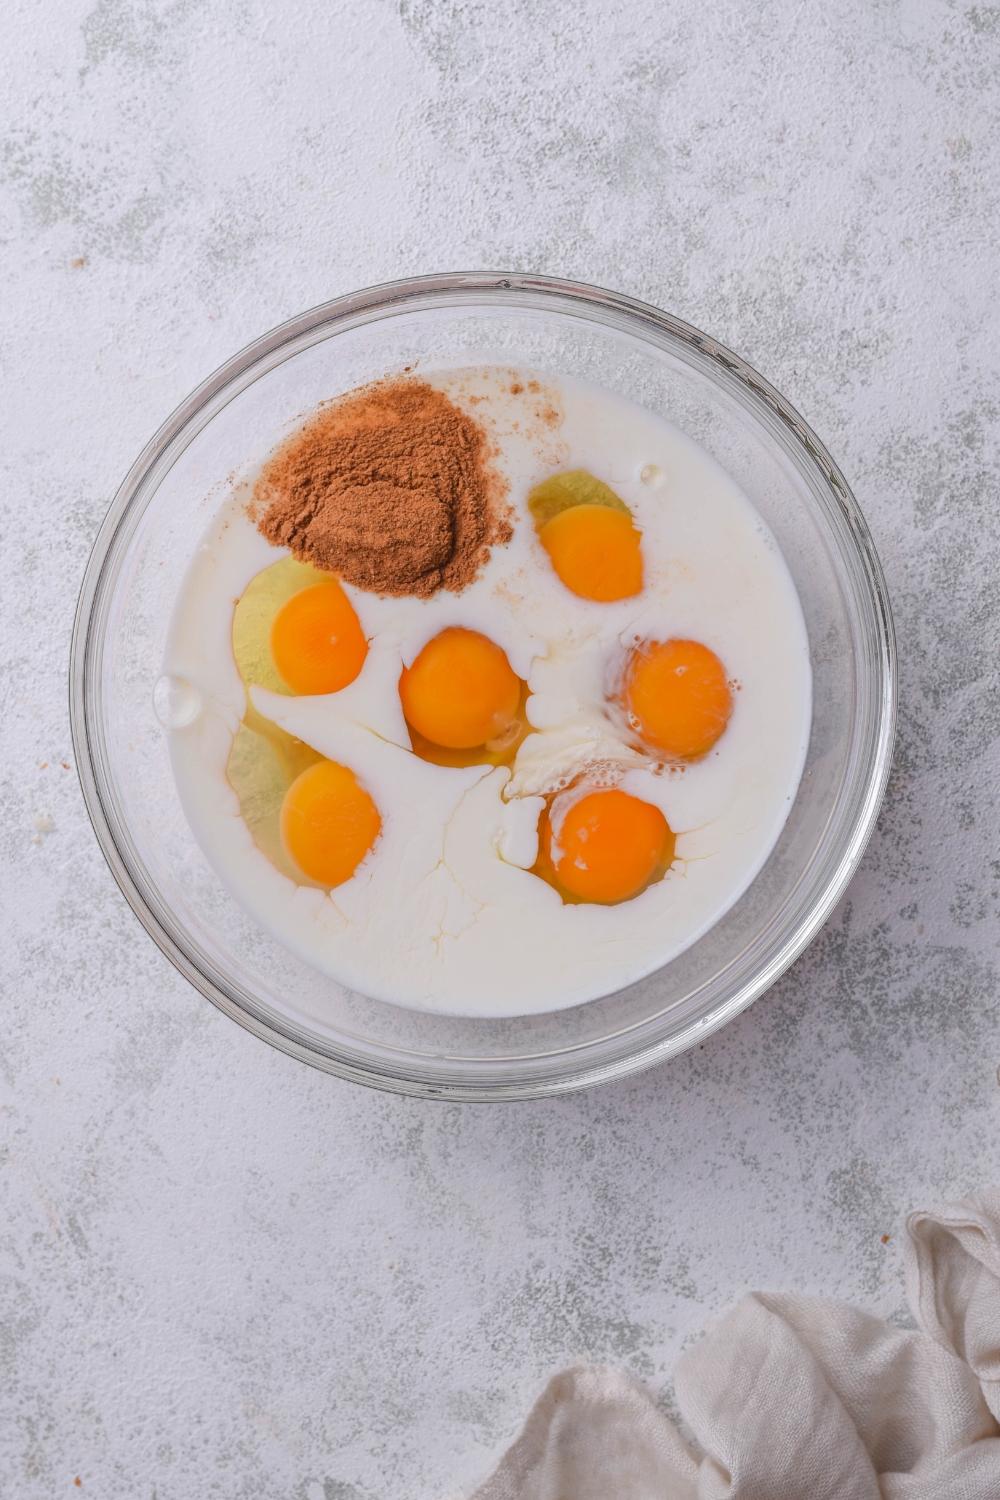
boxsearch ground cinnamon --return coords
[251,378,511,597]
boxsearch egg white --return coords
[163,367,812,1016]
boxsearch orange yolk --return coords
[399,627,522,750]
[538,504,643,602]
[625,638,733,759]
[270,581,368,696]
[280,760,381,887]
[539,788,673,904]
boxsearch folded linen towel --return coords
[466,1190,1000,1500]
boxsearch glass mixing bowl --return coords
[70,273,896,1099]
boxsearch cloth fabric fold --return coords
[905,1189,1000,1421]
[466,1191,1000,1500]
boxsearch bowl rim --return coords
[69,271,897,1100]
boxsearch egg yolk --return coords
[399,627,522,750]
[538,788,673,904]
[538,504,643,602]
[625,638,733,759]
[280,760,381,887]
[270,581,368,696]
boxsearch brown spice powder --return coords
[251,378,512,597]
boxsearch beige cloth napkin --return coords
[465,1190,1000,1500]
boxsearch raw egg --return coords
[537,787,674,904]
[270,580,367,696]
[280,760,381,886]
[399,627,522,750]
[538,504,643,602]
[625,638,733,759]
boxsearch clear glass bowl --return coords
[70,273,896,1099]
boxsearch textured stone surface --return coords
[2,2,1000,1496]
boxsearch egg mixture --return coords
[163,367,812,1017]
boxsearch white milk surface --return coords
[163,368,812,1016]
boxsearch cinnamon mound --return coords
[251,378,512,598]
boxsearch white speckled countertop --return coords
[2,3,999,1496]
